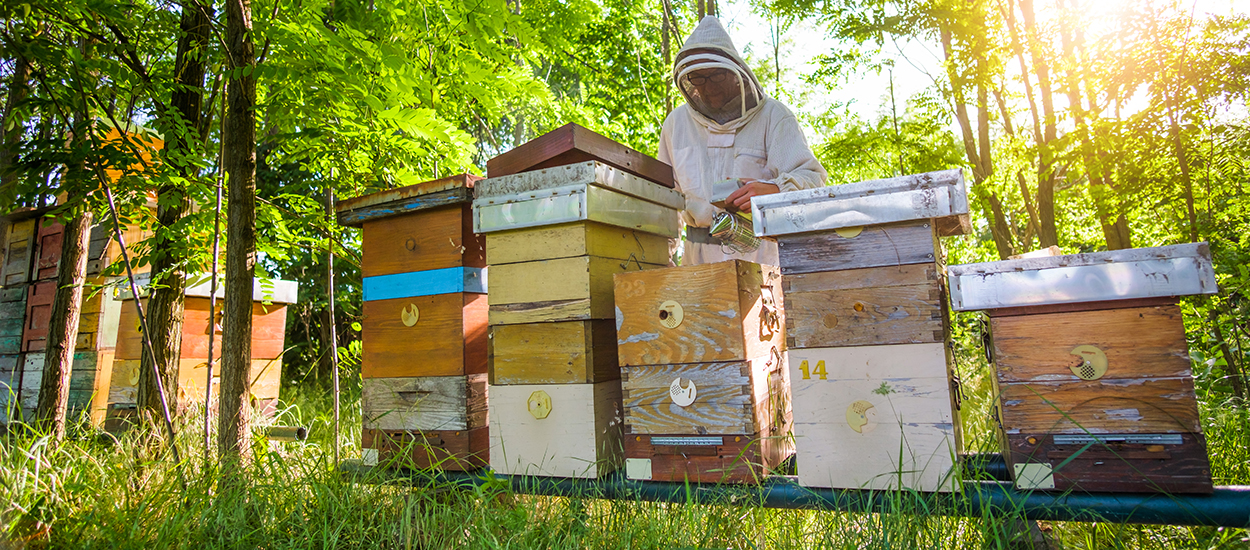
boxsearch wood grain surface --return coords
[488,381,623,478]
[362,374,488,431]
[363,427,489,471]
[489,320,619,384]
[335,173,479,227]
[990,305,1193,382]
[489,255,663,325]
[614,260,784,366]
[776,221,938,275]
[1005,433,1212,493]
[362,292,487,378]
[2,218,35,285]
[360,204,485,277]
[620,353,790,439]
[485,222,672,266]
[785,269,944,348]
[624,433,787,484]
[485,123,675,188]
[786,344,959,492]
[998,377,1200,433]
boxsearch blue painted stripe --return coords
[363,267,486,301]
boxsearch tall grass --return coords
[2,365,1248,548]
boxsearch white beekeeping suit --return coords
[658,16,828,266]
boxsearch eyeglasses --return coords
[686,69,731,86]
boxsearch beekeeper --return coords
[659,16,828,266]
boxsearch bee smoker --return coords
[709,210,761,255]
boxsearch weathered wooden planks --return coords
[362,427,489,470]
[1004,433,1212,493]
[990,305,1192,383]
[485,222,671,266]
[614,260,785,366]
[489,320,618,384]
[787,343,960,492]
[488,381,623,478]
[783,264,945,349]
[361,292,487,378]
[485,123,675,188]
[362,374,487,431]
[335,174,480,227]
[2,218,36,286]
[360,204,485,277]
[489,255,663,325]
[775,221,937,275]
[623,434,779,483]
[619,356,790,436]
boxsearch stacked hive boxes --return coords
[335,175,489,469]
[109,275,297,422]
[751,170,970,492]
[476,156,683,479]
[614,260,793,483]
[1,211,140,425]
[947,244,1217,493]
[0,213,38,423]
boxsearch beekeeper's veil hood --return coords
[674,17,766,127]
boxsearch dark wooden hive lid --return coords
[486,123,675,188]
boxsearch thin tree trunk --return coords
[34,204,92,440]
[1210,309,1247,402]
[941,26,1012,259]
[139,0,213,419]
[661,0,673,114]
[0,55,30,207]
[1020,0,1060,248]
[218,0,258,464]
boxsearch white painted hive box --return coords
[488,380,623,478]
[789,343,961,492]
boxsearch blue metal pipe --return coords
[341,460,1250,528]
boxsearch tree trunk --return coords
[940,25,1012,259]
[1020,0,1060,248]
[218,0,258,464]
[139,0,213,419]
[0,55,30,207]
[34,204,92,440]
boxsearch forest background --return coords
[1,0,1250,523]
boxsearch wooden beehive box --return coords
[752,170,970,491]
[361,374,488,470]
[788,343,960,491]
[949,243,1218,493]
[336,174,487,379]
[614,260,785,366]
[613,260,792,483]
[488,381,623,478]
[620,356,793,483]
[336,174,491,469]
[109,276,296,416]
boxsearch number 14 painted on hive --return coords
[798,360,827,380]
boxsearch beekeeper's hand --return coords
[726,180,780,212]
[682,194,721,228]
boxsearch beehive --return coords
[948,243,1217,493]
[336,174,490,470]
[614,260,793,483]
[752,169,969,492]
[1,211,143,425]
[476,147,681,479]
[108,276,296,420]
